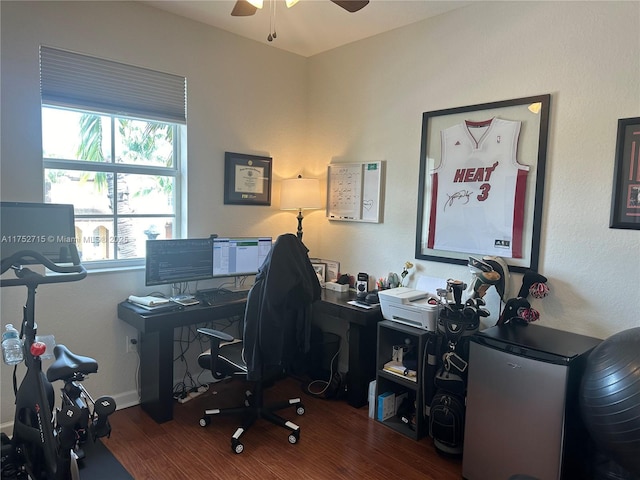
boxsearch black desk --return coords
[118,290,381,423]
[313,290,382,408]
[118,298,246,423]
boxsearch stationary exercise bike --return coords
[1,247,115,480]
[46,343,116,463]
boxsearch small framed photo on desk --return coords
[310,258,339,283]
[312,263,326,284]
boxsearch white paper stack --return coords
[128,295,171,307]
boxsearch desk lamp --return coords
[280,175,321,241]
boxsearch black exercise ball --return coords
[579,327,640,476]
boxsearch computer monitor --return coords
[145,238,214,286]
[212,237,272,277]
[1,201,77,264]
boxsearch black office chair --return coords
[197,233,321,454]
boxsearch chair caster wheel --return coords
[296,404,305,416]
[231,438,244,454]
[288,430,300,444]
[199,415,211,427]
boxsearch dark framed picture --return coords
[224,152,272,205]
[415,94,551,273]
[610,117,640,230]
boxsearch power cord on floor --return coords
[175,383,209,404]
[303,347,343,399]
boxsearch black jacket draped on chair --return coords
[243,233,321,381]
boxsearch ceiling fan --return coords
[231,0,370,17]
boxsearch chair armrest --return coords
[197,328,236,374]
[197,328,234,343]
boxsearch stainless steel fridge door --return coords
[462,341,569,480]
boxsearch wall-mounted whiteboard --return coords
[327,161,385,223]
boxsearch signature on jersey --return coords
[444,190,473,211]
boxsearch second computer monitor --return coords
[212,237,272,277]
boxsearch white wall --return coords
[306,1,640,339]
[1,0,639,427]
[0,0,309,426]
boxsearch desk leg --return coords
[347,322,377,408]
[139,329,174,423]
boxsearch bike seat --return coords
[46,344,98,382]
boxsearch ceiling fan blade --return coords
[330,0,370,13]
[231,0,258,16]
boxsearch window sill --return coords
[45,261,144,277]
[85,263,145,275]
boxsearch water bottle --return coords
[2,324,24,365]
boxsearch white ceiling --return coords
[143,0,471,57]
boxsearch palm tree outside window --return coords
[42,106,179,266]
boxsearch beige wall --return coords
[1,0,639,426]
[0,0,309,425]
[305,1,640,338]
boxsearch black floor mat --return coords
[79,438,133,480]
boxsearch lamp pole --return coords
[296,209,304,240]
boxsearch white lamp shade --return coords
[247,0,264,8]
[280,177,321,210]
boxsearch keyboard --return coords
[196,289,248,306]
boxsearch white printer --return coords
[378,287,440,332]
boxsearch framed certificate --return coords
[224,152,272,206]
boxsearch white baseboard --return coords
[111,389,140,411]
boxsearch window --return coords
[40,46,186,267]
[43,107,179,263]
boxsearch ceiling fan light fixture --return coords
[285,0,300,7]
[247,0,264,9]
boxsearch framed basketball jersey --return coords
[416,94,551,274]
[427,118,528,258]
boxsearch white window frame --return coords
[40,46,187,271]
[42,108,182,270]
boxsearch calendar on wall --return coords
[326,161,385,223]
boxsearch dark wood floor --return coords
[102,376,463,479]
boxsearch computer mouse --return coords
[365,292,379,304]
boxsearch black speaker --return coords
[356,272,368,299]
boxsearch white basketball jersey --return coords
[427,118,528,258]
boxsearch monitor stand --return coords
[229,276,253,293]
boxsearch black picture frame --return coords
[415,94,551,274]
[224,152,272,206]
[609,117,640,230]
[311,263,327,283]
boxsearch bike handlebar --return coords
[1,249,87,288]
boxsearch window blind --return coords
[40,46,186,124]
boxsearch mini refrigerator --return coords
[462,323,601,480]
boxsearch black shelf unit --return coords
[375,320,433,440]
